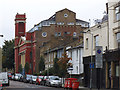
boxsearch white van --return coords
[0,72,9,86]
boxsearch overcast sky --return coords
[0,0,107,47]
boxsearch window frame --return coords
[94,35,99,49]
[115,5,120,21]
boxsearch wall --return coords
[83,22,108,57]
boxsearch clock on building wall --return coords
[64,13,68,17]
[42,32,47,37]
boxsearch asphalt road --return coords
[3,80,64,90]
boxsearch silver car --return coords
[23,74,33,83]
[46,76,62,87]
[29,76,37,84]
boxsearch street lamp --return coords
[0,35,3,72]
[0,35,3,37]
[81,30,93,90]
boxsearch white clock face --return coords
[64,13,68,17]
[42,32,47,37]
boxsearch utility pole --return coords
[80,30,93,90]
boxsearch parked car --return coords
[29,76,37,84]
[11,74,15,80]
[0,81,2,90]
[23,74,33,83]
[45,76,62,87]
[40,76,48,86]
[36,76,44,85]
[8,72,12,80]
[0,72,9,86]
[19,74,24,82]
[14,73,22,81]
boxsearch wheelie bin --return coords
[64,78,69,89]
[72,81,79,90]
[66,78,78,89]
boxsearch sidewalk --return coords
[78,86,119,90]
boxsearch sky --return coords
[0,0,107,47]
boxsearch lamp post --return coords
[81,30,93,90]
[0,35,3,72]
[90,33,93,90]
[0,35,3,37]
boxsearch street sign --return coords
[90,63,94,68]
[95,46,103,68]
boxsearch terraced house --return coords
[83,0,120,89]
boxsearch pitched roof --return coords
[56,8,75,14]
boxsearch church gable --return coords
[18,36,26,46]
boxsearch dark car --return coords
[36,76,44,85]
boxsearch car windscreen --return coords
[49,76,59,80]
[39,76,43,79]
[32,76,37,79]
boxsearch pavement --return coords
[78,86,119,90]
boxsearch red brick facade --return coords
[15,13,36,74]
[15,9,88,74]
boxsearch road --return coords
[3,80,64,90]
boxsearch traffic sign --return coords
[90,63,94,68]
[95,46,103,68]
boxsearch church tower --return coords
[14,13,26,72]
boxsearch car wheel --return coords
[48,82,51,87]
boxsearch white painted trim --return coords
[15,21,26,23]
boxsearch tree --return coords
[39,56,45,71]
[18,64,22,73]
[53,56,59,75]
[2,39,14,70]
[57,53,71,77]
[25,62,29,74]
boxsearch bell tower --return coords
[14,13,26,73]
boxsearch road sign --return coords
[95,46,103,68]
[90,63,94,68]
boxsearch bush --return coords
[18,64,22,73]
[25,62,29,74]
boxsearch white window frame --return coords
[94,35,99,49]
[115,5,120,21]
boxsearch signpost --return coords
[90,63,94,69]
[95,46,103,90]
[95,46,103,68]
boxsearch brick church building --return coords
[14,8,88,74]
